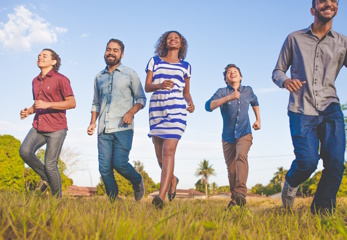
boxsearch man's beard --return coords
[104,55,121,66]
[315,6,337,23]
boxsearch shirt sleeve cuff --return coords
[91,105,100,112]
[205,99,213,112]
[136,98,146,108]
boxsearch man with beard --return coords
[88,39,147,201]
[272,0,346,214]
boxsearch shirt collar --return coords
[305,25,336,38]
[37,68,55,81]
[227,84,243,92]
[102,63,123,74]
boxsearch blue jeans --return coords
[287,103,346,212]
[98,129,141,200]
[19,127,67,198]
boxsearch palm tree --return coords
[195,159,216,196]
[274,167,288,189]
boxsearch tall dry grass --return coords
[1,191,347,239]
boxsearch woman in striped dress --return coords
[145,31,195,209]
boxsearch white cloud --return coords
[80,33,88,39]
[0,5,67,51]
[254,87,281,94]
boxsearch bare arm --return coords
[34,96,76,110]
[252,106,261,130]
[121,103,144,126]
[145,70,174,93]
[183,77,195,113]
[209,90,240,111]
[20,104,35,120]
[87,111,99,135]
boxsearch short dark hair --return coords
[42,48,61,72]
[107,39,125,53]
[223,64,242,80]
[312,0,315,8]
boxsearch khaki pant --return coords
[222,134,252,198]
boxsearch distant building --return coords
[149,189,207,199]
[63,186,97,197]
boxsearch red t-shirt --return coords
[32,69,74,132]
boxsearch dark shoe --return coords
[35,180,49,195]
[168,177,179,202]
[152,196,163,210]
[133,177,145,201]
[235,193,246,207]
[281,180,299,209]
[226,199,236,209]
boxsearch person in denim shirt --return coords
[205,64,261,208]
[272,0,346,214]
[87,39,147,201]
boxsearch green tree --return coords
[273,167,288,189]
[195,159,216,196]
[96,161,159,197]
[0,135,25,191]
[210,182,218,195]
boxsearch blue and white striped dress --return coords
[146,56,191,139]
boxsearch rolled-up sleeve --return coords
[91,77,100,112]
[131,72,147,108]
[205,88,223,112]
[249,87,259,107]
[272,35,293,88]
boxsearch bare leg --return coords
[153,136,179,200]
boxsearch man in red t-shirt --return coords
[19,49,76,198]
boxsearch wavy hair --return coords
[154,31,188,60]
[43,48,61,72]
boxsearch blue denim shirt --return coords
[205,85,259,143]
[91,64,147,134]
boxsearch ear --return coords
[121,52,124,59]
[51,60,57,67]
[310,7,315,16]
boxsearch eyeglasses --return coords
[318,0,339,4]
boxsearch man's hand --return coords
[229,90,240,100]
[35,100,51,109]
[121,111,134,126]
[161,80,174,90]
[87,123,96,135]
[283,79,306,92]
[186,101,195,113]
[253,120,261,130]
[20,108,29,120]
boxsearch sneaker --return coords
[226,199,236,209]
[152,196,163,210]
[35,180,49,195]
[281,180,299,209]
[133,177,145,201]
[235,193,246,207]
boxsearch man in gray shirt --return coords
[272,0,346,214]
[88,39,147,201]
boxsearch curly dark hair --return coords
[154,31,188,60]
[42,48,61,72]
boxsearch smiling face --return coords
[37,50,56,71]
[104,41,124,67]
[311,0,338,23]
[166,32,182,50]
[225,67,242,86]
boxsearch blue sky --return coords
[1,0,346,190]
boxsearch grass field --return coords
[1,191,347,239]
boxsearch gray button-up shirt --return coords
[272,26,347,116]
[91,64,147,134]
